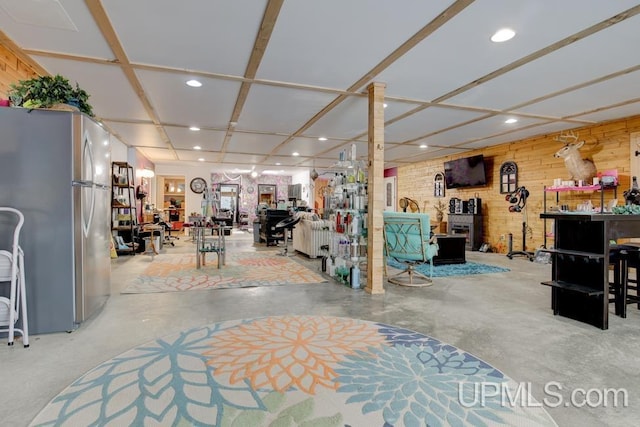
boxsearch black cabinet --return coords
[539,213,640,330]
[447,214,483,251]
[433,235,466,265]
[259,209,290,246]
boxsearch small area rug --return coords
[122,251,326,294]
[30,316,556,426]
[388,258,510,277]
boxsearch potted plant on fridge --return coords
[7,74,94,117]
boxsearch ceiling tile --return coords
[385,144,433,161]
[384,106,486,142]
[136,68,240,128]
[103,121,166,148]
[417,115,549,147]
[257,0,452,88]
[226,132,287,155]
[516,70,640,118]
[374,0,640,101]
[164,126,225,151]
[138,147,177,161]
[222,153,268,165]
[273,137,334,157]
[570,103,640,123]
[458,122,574,149]
[0,0,112,58]
[33,56,149,121]
[104,0,268,75]
[446,14,640,110]
[176,150,216,162]
[304,96,368,139]
[239,84,336,133]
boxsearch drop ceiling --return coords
[1,0,639,175]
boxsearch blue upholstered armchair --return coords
[383,212,439,287]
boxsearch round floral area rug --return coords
[30,316,556,426]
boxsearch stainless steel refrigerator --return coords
[0,108,111,334]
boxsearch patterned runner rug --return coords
[388,258,510,277]
[122,251,326,293]
[30,316,556,426]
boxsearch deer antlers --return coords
[553,130,579,144]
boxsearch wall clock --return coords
[190,177,207,194]
[246,186,255,194]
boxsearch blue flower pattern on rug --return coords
[31,316,556,427]
[387,258,510,277]
[335,324,514,426]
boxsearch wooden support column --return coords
[366,82,386,295]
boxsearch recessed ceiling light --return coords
[491,28,515,43]
[505,118,518,124]
[189,126,200,131]
[318,137,327,141]
[419,144,428,149]
[198,158,205,162]
[383,103,388,108]
[186,79,202,87]
[292,152,300,156]
[251,171,258,178]
[193,145,202,150]
[276,162,281,166]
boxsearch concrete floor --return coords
[1,230,639,427]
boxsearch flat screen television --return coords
[444,154,487,189]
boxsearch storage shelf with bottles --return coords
[322,147,368,289]
[542,182,618,247]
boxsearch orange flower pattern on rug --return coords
[204,316,386,394]
[122,252,327,293]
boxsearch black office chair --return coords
[274,216,300,256]
[153,214,178,246]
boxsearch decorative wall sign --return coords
[500,161,518,194]
[434,172,445,197]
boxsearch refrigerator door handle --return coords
[80,131,96,238]
[72,180,93,187]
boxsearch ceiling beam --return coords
[84,0,177,159]
[219,0,285,162]
[261,0,476,165]
[331,4,640,160]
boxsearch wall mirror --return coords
[434,172,445,197]
[500,161,518,194]
[219,184,239,222]
[258,184,277,206]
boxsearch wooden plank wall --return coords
[0,44,39,98]
[398,115,640,253]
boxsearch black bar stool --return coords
[274,216,300,256]
[618,247,640,318]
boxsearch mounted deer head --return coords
[554,140,597,182]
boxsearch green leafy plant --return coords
[8,74,94,116]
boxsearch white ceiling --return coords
[1,0,640,175]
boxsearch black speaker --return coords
[454,199,463,214]
[449,198,457,213]
[467,199,474,214]
[468,198,481,214]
